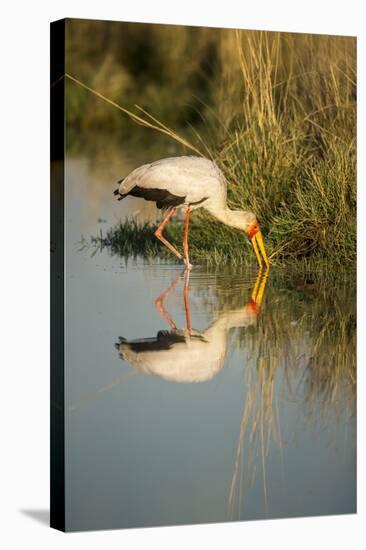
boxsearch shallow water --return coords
[64,157,356,531]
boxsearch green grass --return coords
[89,212,354,273]
[89,218,256,266]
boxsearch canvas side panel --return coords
[50,18,66,532]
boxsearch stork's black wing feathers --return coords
[113,188,127,201]
[127,185,186,209]
[121,332,186,353]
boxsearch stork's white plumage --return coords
[114,155,269,269]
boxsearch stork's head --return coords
[243,213,270,269]
[212,209,270,269]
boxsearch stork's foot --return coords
[183,258,193,270]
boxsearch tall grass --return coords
[210,32,356,267]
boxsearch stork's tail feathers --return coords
[115,336,127,349]
[114,180,127,201]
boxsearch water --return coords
[64,157,356,531]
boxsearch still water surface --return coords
[64,157,356,531]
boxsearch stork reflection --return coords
[115,269,268,383]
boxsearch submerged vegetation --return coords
[67,21,356,268]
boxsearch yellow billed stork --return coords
[114,156,269,269]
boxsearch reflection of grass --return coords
[227,274,356,519]
[128,267,354,517]
[239,273,356,416]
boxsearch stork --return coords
[114,156,269,269]
[115,269,268,383]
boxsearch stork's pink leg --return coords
[154,272,182,330]
[154,207,183,262]
[183,206,192,270]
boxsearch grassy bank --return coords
[88,218,355,275]
[210,32,356,267]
